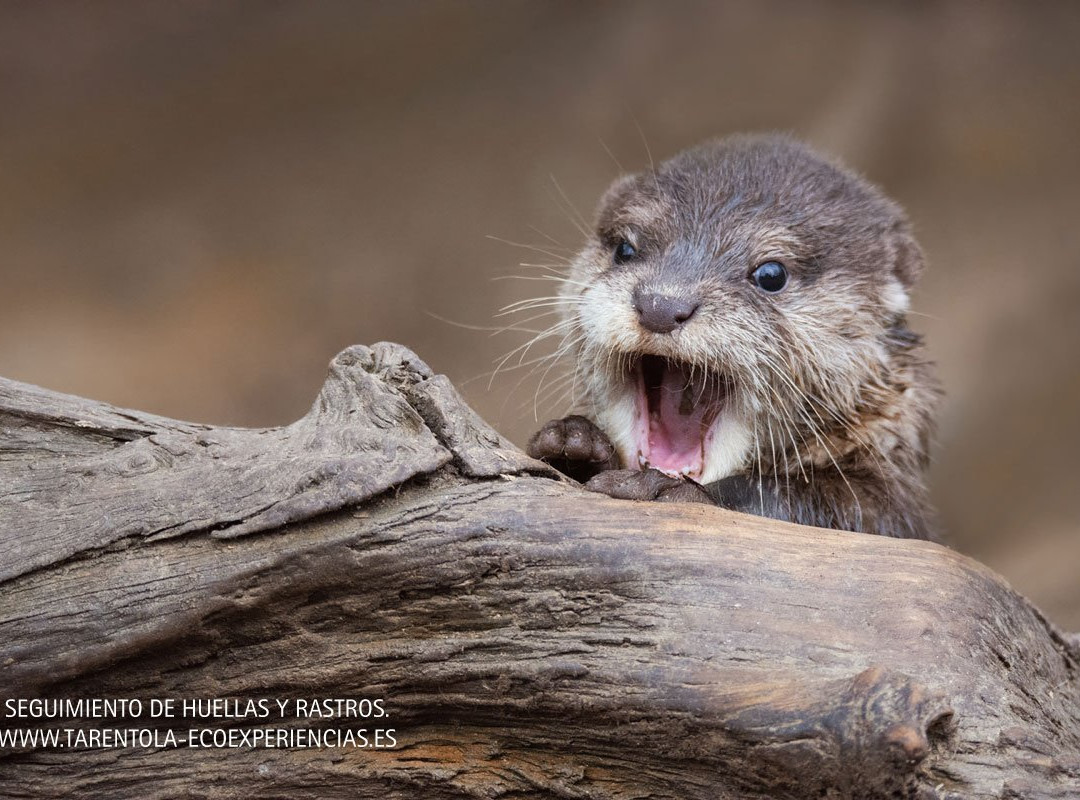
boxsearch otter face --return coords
[560,135,923,484]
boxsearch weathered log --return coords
[0,343,1077,799]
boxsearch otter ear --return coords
[882,277,910,316]
[890,228,925,289]
[597,173,643,216]
[595,172,664,234]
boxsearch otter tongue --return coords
[647,361,710,477]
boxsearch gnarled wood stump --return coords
[1,343,1077,799]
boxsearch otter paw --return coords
[526,415,620,483]
[585,468,716,505]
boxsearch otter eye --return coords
[751,261,788,293]
[613,240,637,265]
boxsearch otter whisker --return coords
[496,331,584,420]
[532,333,589,416]
[486,234,572,264]
[548,175,593,240]
[492,268,572,282]
[498,294,578,313]
[489,319,578,387]
[527,225,571,251]
[764,362,864,523]
[766,414,780,508]
[753,416,765,514]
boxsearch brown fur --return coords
[528,134,942,541]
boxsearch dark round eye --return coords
[751,261,788,293]
[613,240,637,264]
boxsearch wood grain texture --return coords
[1,344,1077,799]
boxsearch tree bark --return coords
[1,343,1077,799]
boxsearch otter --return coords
[526,134,941,540]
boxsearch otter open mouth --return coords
[634,355,726,480]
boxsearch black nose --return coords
[633,290,700,334]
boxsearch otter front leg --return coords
[527,415,620,483]
[585,468,716,505]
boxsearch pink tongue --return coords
[647,363,710,476]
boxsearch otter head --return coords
[560,134,924,484]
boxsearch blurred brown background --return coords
[2,1,1077,626]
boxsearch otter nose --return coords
[633,290,700,334]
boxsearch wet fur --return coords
[530,134,941,541]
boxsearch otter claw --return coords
[527,415,620,483]
[585,468,716,505]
